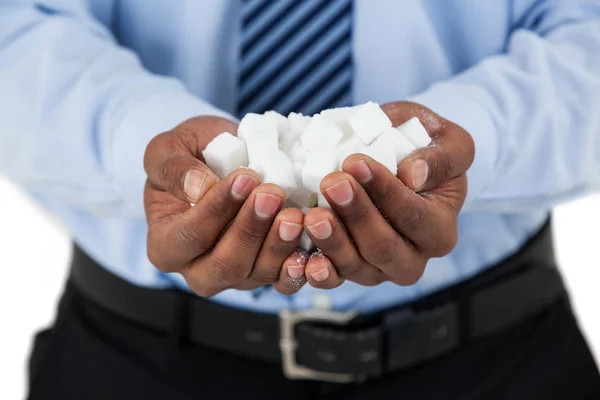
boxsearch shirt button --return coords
[312,293,332,310]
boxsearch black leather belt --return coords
[70,219,565,383]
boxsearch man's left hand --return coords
[301,102,475,289]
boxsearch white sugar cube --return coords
[280,132,301,153]
[265,111,294,151]
[237,113,279,142]
[300,114,344,151]
[299,230,315,253]
[245,130,278,166]
[288,142,310,165]
[248,161,266,178]
[335,135,364,169]
[238,113,279,166]
[258,150,297,195]
[320,106,360,121]
[375,127,417,163]
[320,106,360,136]
[247,142,275,169]
[279,131,299,153]
[317,192,331,209]
[302,151,337,193]
[348,101,392,145]
[360,144,398,175]
[279,113,309,152]
[397,117,431,148]
[264,111,290,134]
[293,161,304,183]
[288,112,311,135]
[289,187,317,208]
[299,207,316,252]
[202,132,249,178]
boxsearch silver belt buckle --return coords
[279,309,360,383]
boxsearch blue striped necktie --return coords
[238,0,354,117]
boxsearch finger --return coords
[343,155,462,257]
[143,117,238,202]
[144,117,239,170]
[146,169,260,271]
[320,171,424,285]
[305,252,344,290]
[143,165,218,225]
[303,207,384,286]
[272,250,309,295]
[183,184,285,296]
[381,101,475,192]
[147,153,217,204]
[236,207,305,290]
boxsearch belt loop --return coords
[456,285,471,345]
[160,291,191,370]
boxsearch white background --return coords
[0,176,598,399]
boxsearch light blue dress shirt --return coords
[1,0,600,314]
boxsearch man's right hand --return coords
[143,116,307,297]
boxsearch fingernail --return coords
[288,264,305,279]
[307,218,332,240]
[184,169,206,201]
[231,174,258,200]
[286,251,308,288]
[254,193,282,219]
[279,221,302,242]
[348,160,373,184]
[325,180,354,206]
[411,159,429,189]
[310,267,330,282]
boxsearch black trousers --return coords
[27,280,600,400]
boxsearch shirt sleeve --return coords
[0,1,234,217]
[408,2,600,213]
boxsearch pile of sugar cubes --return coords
[202,101,431,252]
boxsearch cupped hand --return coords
[143,116,309,297]
[302,102,475,289]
